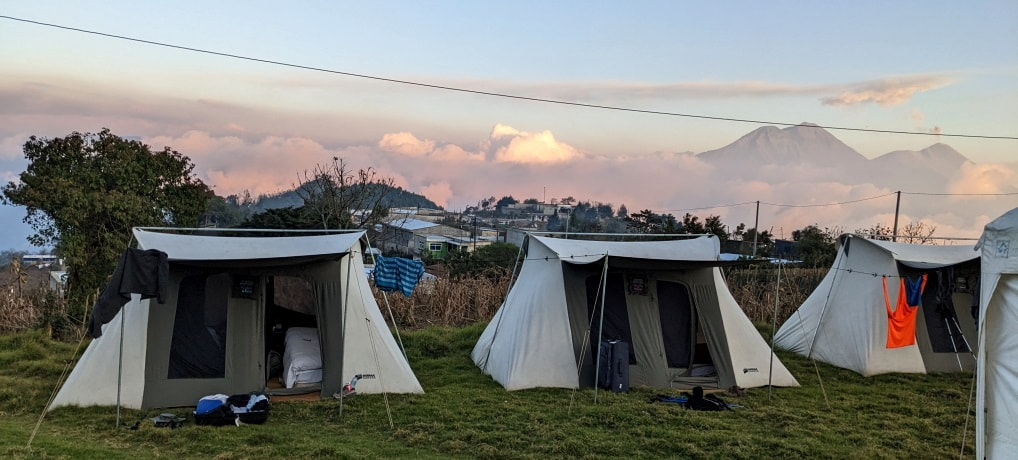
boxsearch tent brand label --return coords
[996,240,1010,258]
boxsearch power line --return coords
[761,192,897,208]
[660,202,758,213]
[3,14,1017,141]
[901,191,1018,196]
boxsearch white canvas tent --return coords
[50,228,422,410]
[472,234,799,391]
[975,207,1018,459]
[774,234,979,376]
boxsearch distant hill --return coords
[250,183,441,213]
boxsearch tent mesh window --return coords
[168,273,230,379]
[917,267,973,354]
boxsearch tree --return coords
[792,224,839,267]
[899,221,938,244]
[855,221,937,244]
[495,195,518,210]
[703,215,728,244]
[626,210,678,234]
[239,206,317,229]
[855,222,894,241]
[294,156,394,229]
[203,195,250,228]
[444,242,521,279]
[743,227,775,257]
[2,129,212,318]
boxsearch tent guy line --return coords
[2,14,1017,141]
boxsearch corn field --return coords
[374,272,513,329]
[2,266,828,337]
[372,265,828,330]
[723,266,829,326]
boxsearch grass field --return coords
[0,325,977,459]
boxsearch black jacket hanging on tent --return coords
[89,248,169,338]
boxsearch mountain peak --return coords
[698,123,865,167]
[872,142,971,168]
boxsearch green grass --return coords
[0,325,978,459]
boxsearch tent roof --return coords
[528,235,720,265]
[977,207,1018,275]
[846,234,977,269]
[132,228,364,261]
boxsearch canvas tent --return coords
[774,234,979,376]
[472,234,799,391]
[50,228,422,410]
[975,207,1018,459]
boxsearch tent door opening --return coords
[657,280,718,388]
[586,273,636,365]
[265,274,323,395]
[579,271,718,389]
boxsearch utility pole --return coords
[752,200,760,258]
[473,215,478,252]
[892,191,901,242]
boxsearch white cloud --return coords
[820,76,952,107]
[482,124,582,163]
[378,132,436,157]
[947,162,1017,195]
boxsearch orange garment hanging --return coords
[883,274,927,349]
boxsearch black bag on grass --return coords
[194,393,271,426]
[683,386,731,411]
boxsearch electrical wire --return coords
[2,15,1016,141]
[760,192,898,208]
[901,191,1018,196]
[660,201,758,213]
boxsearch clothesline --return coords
[830,267,915,279]
[529,253,608,261]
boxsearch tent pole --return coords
[752,200,760,258]
[951,316,975,357]
[362,233,408,361]
[480,239,526,372]
[593,255,609,403]
[945,317,963,371]
[804,244,847,359]
[115,232,139,427]
[570,259,608,414]
[365,317,394,429]
[339,254,353,418]
[116,302,125,428]
[768,261,783,399]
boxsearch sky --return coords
[1,1,1016,250]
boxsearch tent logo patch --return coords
[996,240,1010,258]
